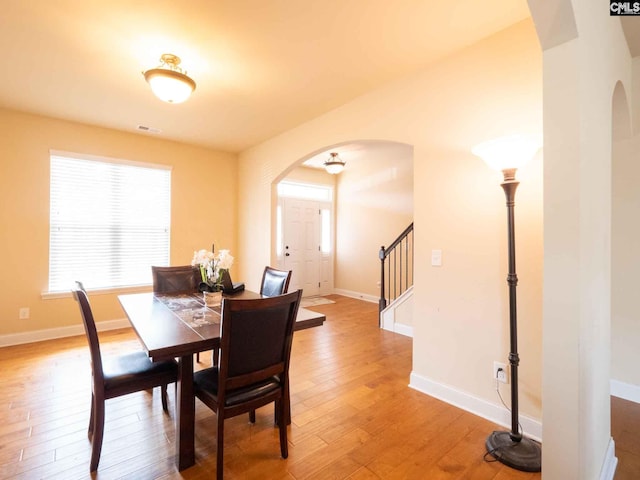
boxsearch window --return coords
[49,152,171,292]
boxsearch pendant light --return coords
[143,54,196,104]
[324,152,346,174]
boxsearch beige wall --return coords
[612,135,640,387]
[284,165,336,186]
[238,18,543,429]
[335,142,413,297]
[0,108,237,337]
[612,58,640,390]
[535,0,633,477]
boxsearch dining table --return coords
[118,289,325,471]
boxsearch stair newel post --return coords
[379,246,387,314]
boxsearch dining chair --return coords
[260,266,292,297]
[72,282,178,472]
[248,265,294,422]
[249,266,293,424]
[152,265,206,362]
[193,289,302,480]
[151,265,202,293]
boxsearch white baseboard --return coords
[392,323,413,337]
[409,371,542,442]
[381,302,413,337]
[599,437,618,480]
[332,288,378,304]
[611,379,640,404]
[381,287,413,337]
[0,318,131,347]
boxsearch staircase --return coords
[379,223,414,335]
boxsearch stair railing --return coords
[379,222,414,314]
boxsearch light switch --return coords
[431,249,442,267]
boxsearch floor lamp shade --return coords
[473,134,542,472]
[472,134,541,172]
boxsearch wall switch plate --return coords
[431,249,442,266]
[493,361,508,384]
[19,307,30,320]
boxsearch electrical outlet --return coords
[493,361,508,384]
[19,307,30,320]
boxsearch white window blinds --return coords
[49,152,171,292]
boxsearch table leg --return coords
[176,354,195,470]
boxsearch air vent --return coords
[136,125,162,134]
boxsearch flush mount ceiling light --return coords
[143,53,196,104]
[324,152,346,174]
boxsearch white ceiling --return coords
[1,1,532,153]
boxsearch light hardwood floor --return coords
[0,295,634,479]
[612,396,640,479]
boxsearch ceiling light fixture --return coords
[143,53,196,104]
[324,152,346,174]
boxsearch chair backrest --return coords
[152,265,201,293]
[259,266,292,297]
[72,282,105,394]
[217,290,302,396]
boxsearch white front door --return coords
[282,198,321,296]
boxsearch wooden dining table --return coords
[118,289,325,471]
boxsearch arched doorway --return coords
[610,80,640,478]
[272,140,413,308]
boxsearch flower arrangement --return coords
[191,248,234,292]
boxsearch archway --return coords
[610,80,640,477]
[270,140,414,307]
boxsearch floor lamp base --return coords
[486,430,541,472]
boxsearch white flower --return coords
[217,249,234,270]
[190,248,234,288]
[191,249,215,267]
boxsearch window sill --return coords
[42,284,152,300]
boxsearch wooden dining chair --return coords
[72,282,178,472]
[248,265,294,423]
[151,265,202,293]
[249,266,293,424]
[260,266,292,297]
[152,265,207,362]
[193,290,302,480]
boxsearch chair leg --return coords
[196,352,200,363]
[161,384,169,411]
[212,348,219,366]
[277,398,288,459]
[90,397,105,471]
[249,409,256,423]
[88,392,95,437]
[216,414,225,480]
[285,376,291,425]
[274,376,291,426]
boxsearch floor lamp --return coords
[472,134,542,472]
